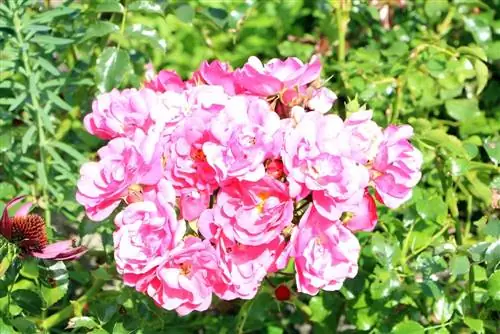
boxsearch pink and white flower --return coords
[84,88,162,140]
[235,56,321,97]
[145,237,220,316]
[113,196,185,291]
[371,125,423,208]
[339,109,383,164]
[76,130,163,221]
[281,109,369,219]
[292,206,360,295]
[190,60,241,95]
[343,190,378,232]
[198,177,293,246]
[145,69,186,93]
[204,97,282,182]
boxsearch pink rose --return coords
[281,110,345,199]
[292,206,360,295]
[340,110,383,164]
[164,110,219,220]
[113,198,185,291]
[198,177,293,246]
[212,234,283,300]
[344,190,378,232]
[190,60,241,95]
[281,110,369,219]
[311,156,369,220]
[146,237,220,316]
[84,88,161,140]
[307,87,337,113]
[76,131,163,221]
[235,56,321,97]
[144,69,185,93]
[204,97,282,182]
[371,125,423,208]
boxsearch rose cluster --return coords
[77,56,422,315]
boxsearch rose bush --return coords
[0,0,498,333]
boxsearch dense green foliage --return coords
[0,0,499,333]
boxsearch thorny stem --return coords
[40,279,105,330]
[13,9,52,235]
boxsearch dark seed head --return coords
[10,214,48,253]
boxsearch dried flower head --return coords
[1,196,87,261]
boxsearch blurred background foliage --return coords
[0,0,499,333]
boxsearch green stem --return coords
[6,269,20,319]
[294,298,312,317]
[468,264,476,316]
[404,222,452,263]
[13,9,51,234]
[40,279,105,330]
[400,220,416,271]
[334,0,351,64]
[391,77,404,124]
[118,0,128,49]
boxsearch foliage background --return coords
[0,0,499,333]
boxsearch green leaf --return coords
[30,6,76,24]
[112,322,129,334]
[21,126,37,154]
[464,17,492,44]
[370,267,400,299]
[468,242,490,262]
[474,59,488,95]
[487,270,500,301]
[446,158,470,177]
[93,1,124,13]
[433,296,454,323]
[128,1,164,14]
[49,141,87,163]
[391,320,424,334]
[0,182,16,200]
[11,290,43,315]
[37,57,60,76]
[445,98,481,121]
[370,234,401,268]
[175,4,195,23]
[9,318,35,334]
[458,46,487,61]
[0,131,14,153]
[47,91,73,112]
[309,296,331,323]
[96,47,130,92]
[31,35,74,45]
[424,0,448,19]
[125,24,167,51]
[40,261,69,307]
[0,319,17,334]
[482,218,500,238]
[464,317,484,333]
[67,316,100,330]
[450,255,470,276]
[485,241,500,272]
[419,130,468,157]
[416,195,447,222]
[82,21,119,41]
[483,136,499,165]
[8,93,27,112]
[20,260,39,280]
